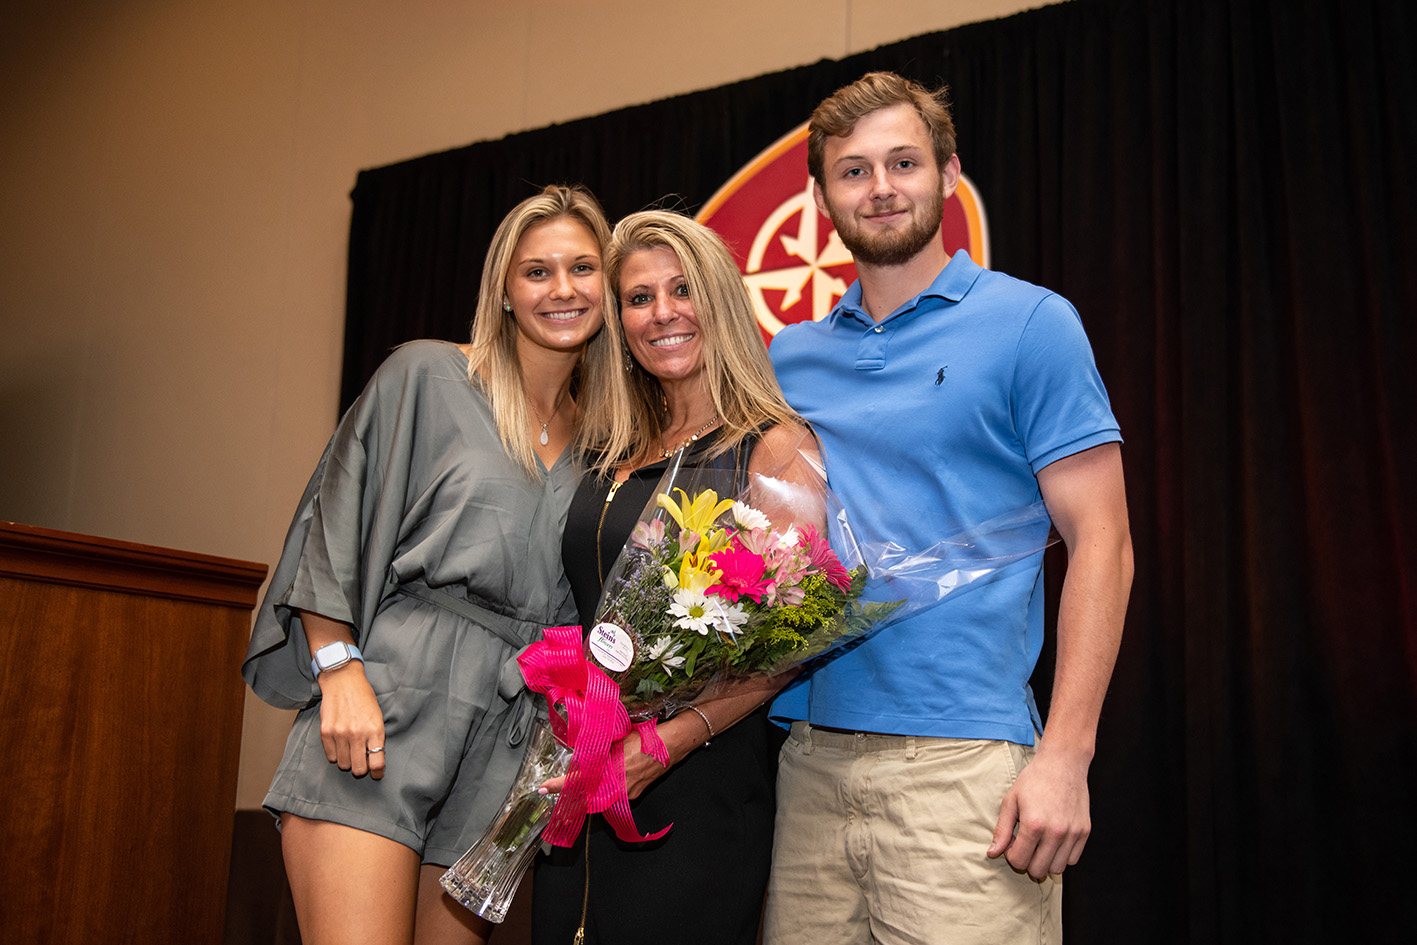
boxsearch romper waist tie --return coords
[390,579,545,748]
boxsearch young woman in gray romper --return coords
[242,184,619,945]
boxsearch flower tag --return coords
[587,622,635,672]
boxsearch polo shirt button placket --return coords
[855,320,890,370]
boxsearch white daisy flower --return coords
[732,501,772,532]
[670,587,716,635]
[709,599,749,639]
[645,635,686,671]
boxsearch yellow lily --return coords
[676,562,718,593]
[658,488,735,537]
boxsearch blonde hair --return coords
[584,210,801,474]
[466,183,615,476]
[807,71,957,185]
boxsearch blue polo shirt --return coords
[769,250,1120,743]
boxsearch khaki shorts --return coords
[764,722,1060,945]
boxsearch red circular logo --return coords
[698,121,990,341]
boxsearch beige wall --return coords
[0,0,1051,810]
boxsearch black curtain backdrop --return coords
[342,0,1416,940]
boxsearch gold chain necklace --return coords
[659,415,718,459]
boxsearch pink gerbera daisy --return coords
[706,547,771,603]
[798,524,853,592]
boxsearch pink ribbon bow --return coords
[518,626,671,847]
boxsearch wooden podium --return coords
[0,523,267,944]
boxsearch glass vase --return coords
[439,716,573,922]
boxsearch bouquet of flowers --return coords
[442,448,1055,920]
[582,477,899,722]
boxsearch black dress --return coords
[530,431,785,945]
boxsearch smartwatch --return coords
[310,641,364,678]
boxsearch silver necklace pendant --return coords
[540,424,550,447]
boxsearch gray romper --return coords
[242,341,578,865]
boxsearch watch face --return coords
[315,643,350,671]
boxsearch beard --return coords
[826,183,945,267]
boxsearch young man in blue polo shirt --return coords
[764,72,1134,944]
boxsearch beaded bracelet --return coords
[685,704,715,746]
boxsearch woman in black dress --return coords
[531,211,821,945]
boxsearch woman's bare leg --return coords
[414,863,493,945]
[281,813,421,945]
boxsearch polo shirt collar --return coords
[832,249,984,328]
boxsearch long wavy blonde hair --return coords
[583,210,801,474]
[465,183,615,476]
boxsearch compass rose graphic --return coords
[697,121,990,342]
[742,177,853,335]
